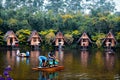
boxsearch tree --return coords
[87,0,115,16]
[91,33,105,48]
[64,0,83,13]
[0,30,4,45]
[16,29,31,45]
[45,0,64,14]
[39,29,57,46]
[64,33,74,44]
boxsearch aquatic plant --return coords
[0,65,13,80]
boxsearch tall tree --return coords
[64,0,83,13]
[45,0,64,14]
[85,0,115,15]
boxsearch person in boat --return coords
[26,51,30,57]
[48,51,58,67]
[16,50,25,56]
[38,56,47,68]
[16,49,20,56]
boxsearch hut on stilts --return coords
[4,30,19,49]
[102,31,117,52]
[77,32,92,50]
[27,30,42,50]
[53,31,65,50]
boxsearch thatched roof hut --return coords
[77,32,92,47]
[102,31,116,47]
[27,30,42,46]
[53,31,65,46]
[4,30,19,46]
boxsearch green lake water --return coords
[0,48,120,80]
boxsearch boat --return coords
[16,50,30,57]
[32,66,64,72]
[17,53,30,57]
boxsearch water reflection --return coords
[16,57,30,65]
[0,49,119,80]
[30,50,40,58]
[80,50,89,67]
[26,58,30,65]
[104,52,115,71]
[6,50,16,67]
[54,50,64,65]
[30,50,40,67]
[38,72,58,80]
[6,50,40,67]
[95,50,104,67]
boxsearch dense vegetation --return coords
[0,0,120,48]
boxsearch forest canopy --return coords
[0,0,120,48]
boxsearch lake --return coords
[0,48,120,80]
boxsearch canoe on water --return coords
[17,53,30,57]
[32,66,64,72]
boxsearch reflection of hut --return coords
[4,30,19,47]
[53,31,65,49]
[81,50,89,67]
[55,50,64,65]
[6,50,16,67]
[27,30,42,49]
[77,32,92,49]
[30,50,40,66]
[104,52,115,71]
[102,31,116,50]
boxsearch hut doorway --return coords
[58,39,61,43]
[10,38,13,45]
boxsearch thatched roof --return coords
[77,32,92,43]
[102,31,117,44]
[27,30,42,41]
[4,30,19,41]
[53,31,65,42]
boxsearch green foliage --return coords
[92,33,105,48]
[39,29,56,36]
[116,32,120,41]
[64,33,74,44]
[115,32,120,47]
[7,18,18,31]
[0,0,119,48]
[61,14,73,22]
[0,18,3,26]
[8,18,18,25]
[71,30,81,41]
[16,29,31,45]
[39,29,57,46]
[71,30,80,36]
[45,32,55,45]
[0,31,4,45]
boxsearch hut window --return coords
[10,38,13,44]
[108,34,111,37]
[59,39,61,42]
[33,38,37,42]
[83,39,86,42]
[35,33,37,35]
[108,39,112,43]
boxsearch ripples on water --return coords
[0,49,120,80]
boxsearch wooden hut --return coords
[4,30,19,47]
[27,30,42,49]
[53,31,65,49]
[77,32,92,50]
[102,31,116,50]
